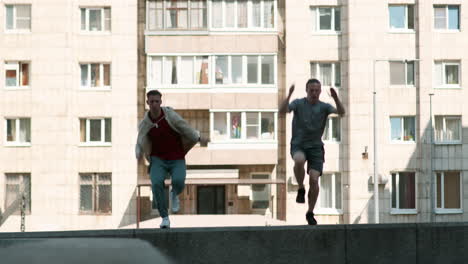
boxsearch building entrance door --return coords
[197,185,225,214]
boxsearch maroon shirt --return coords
[149,109,185,160]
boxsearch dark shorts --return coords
[290,145,325,176]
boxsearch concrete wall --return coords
[2,223,468,264]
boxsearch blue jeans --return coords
[149,156,186,218]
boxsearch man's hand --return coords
[330,87,338,99]
[289,84,295,96]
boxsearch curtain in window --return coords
[261,112,275,140]
[237,0,248,28]
[212,0,223,27]
[6,68,17,86]
[247,56,258,84]
[445,65,458,84]
[179,56,194,84]
[7,119,16,142]
[261,56,274,84]
[80,119,86,142]
[5,174,20,213]
[21,63,29,86]
[434,7,446,29]
[225,0,235,27]
[390,62,406,85]
[403,117,415,141]
[215,56,229,84]
[252,0,261,27]
[434,117,444,141]
[264,0,274,28]
[445,118,460,141]
[16,5,31,29]
[91,64,100,87]
[103,64,110,86]
[89,9,102,31]
[80,174,93,211]
[213,112,227,140]
[105,118,112,143]
[319,8,332,30]
[195,56,209,84]
[246,112,259,139]
[320,64,332,86]
[90,119,102,142]
[190,0,206,28]
[104,8,111,31]
[231,56,243,83]
[320,174,332,208]
[19,118,30,143]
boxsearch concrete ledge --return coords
[1,223,468,264]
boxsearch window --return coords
[318,173,341,211]
[434,5,460,30]
[211,0,275,29]
[434,116,461,143]
[79,173,112,214]
[323,116,341,142]
[80,118,112,145]
[211,111,276,142]
[311,7,341,32]
[251,174,270,209]
[5,5,31,31]
[391,172,416,211]
[147,0,207,30]
[434,61,460,87]
[80,7,111,32]
[80,63,111,89]
[311,62,341,88]
[5,173,31,215]
[5,118,31,145]
[436,171,462,212]
[389,5,414,30]
[149,54,275,87]
[5,62,29,88]
[390,116,415,142]
[390,61,415,85]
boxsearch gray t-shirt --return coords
[289,98,336,148]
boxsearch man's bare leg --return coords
[307,169,320,212]
[292,151,306,189]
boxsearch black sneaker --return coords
[296,188,305,203]
[306,212,317,225]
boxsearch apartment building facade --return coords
[1,0,468,232]
[137,0,287,221]
[0,1,138,231]
[286,0,468,224]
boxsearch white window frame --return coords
[388,4,415,32]
[79,173,112,215]
[310,62,341,89]
[435,171,463,214]
[4,173,31,215]
[147,53,277,91]
[80,63,111,90]
[389,116,416,143]
[315,172,342,215]
[389,60,415,87]
[4,118,31,147]
[434,61,461,88]
[433,116,462,144]
[433,5,460,31]
[390,171,417,214]
[80,118,112,146]
[5,4,31,32]
[146,0,208,32]
[323,115,341,143]
[80,7,111,33]
[249,172,271,211]
[209,110,277,147]
[209,0,277,32]
[4,61,30,89]
[310,6,341,34]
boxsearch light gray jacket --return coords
[135,107,200,162]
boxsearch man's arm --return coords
[330,88,345,116]
[279,84,295,114]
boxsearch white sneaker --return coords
[170,190,180,213]
[160,217,170,229]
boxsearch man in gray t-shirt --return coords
[280,79,345,225]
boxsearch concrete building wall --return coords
[0,0,137,231]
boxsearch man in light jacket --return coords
[136,90,208,228]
